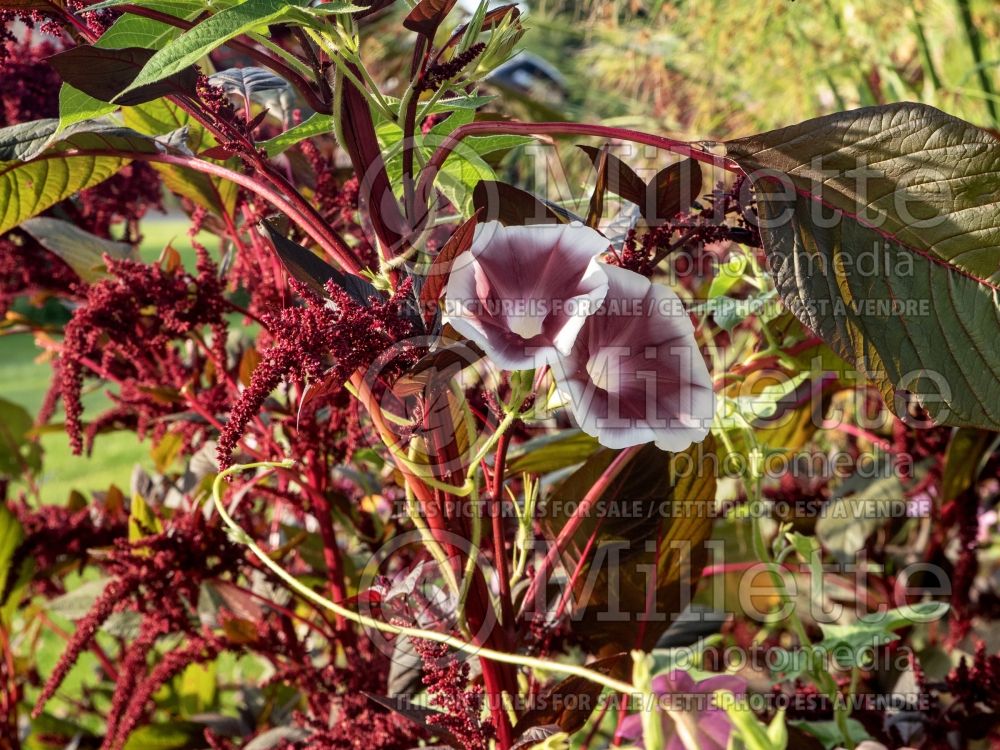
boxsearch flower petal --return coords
[553,263,714,451]
[442,221,610,371]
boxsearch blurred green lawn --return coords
[5,217,217,502]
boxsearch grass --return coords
[4,217,218,503]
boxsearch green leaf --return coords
[789,719,870,750]
[941,427,998,501]
[259,112,333,157]
[540,439,717,651]
[129,492,164,542]
[505,430,600,475]
[122,99,238,217]
[817,603,949,668]
[725,102,1000,431]
[47,579,112,620]
[0,118,161,234]
[116,0,313,99]
[122,722,201,750]
[0,503,25,621]
[725,698,779,750]
[0,397,42,476]
[815,473,904,562]
[21,216,135,282]
[211,66,294,123]
[178,660,217,715]
[708,253,748,299]
[57,1,205,131]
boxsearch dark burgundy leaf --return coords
[199,145,236,160]
[259,220,383,307]
[338,69,407,253]
[539,440,716,651]
[418,209,480,327]
[48,46,199,106]
[645,157,702,226]
[577,144,648,207]
[512,653,628,736]
[472,180,566,226]
[402,0,458,39]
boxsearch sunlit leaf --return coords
[726,102,1000,430]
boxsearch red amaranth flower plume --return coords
[411,638,494,750]
[58,247,229,455]
[33,511,241,719]
[4,500,127,602]
[217,278,417,469]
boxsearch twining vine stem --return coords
[210,461,641,698]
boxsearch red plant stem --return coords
[519,446,642,616]
[489,433,515,635]
[836,422,892,451]
[417,121,740,210]
[46,150,360,274]
[109,4,331,113]
[552,517,605,622]
[0,627,19,750]
[304,463,351,636]
[580,696,613,750]
[402,37,431,219]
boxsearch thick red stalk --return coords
[488,433,515,635]
[43,150,360,274]
[518,445,643,617]
[416,120,740,212]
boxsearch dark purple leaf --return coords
[646,158,702,225]
[338,70,407,253]
[402,0,458,39]
[48,46,198,106]
[577,144,648,207]
[539,440,716,651]
[512,653,627,736]
[259,220,382,307]
[418,209,480,327]
[472,180,566,226]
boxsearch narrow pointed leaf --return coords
[260,220,382,307]
[115,0,310,99]
[418,209,480,326]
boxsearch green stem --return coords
[211,462,639,697]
